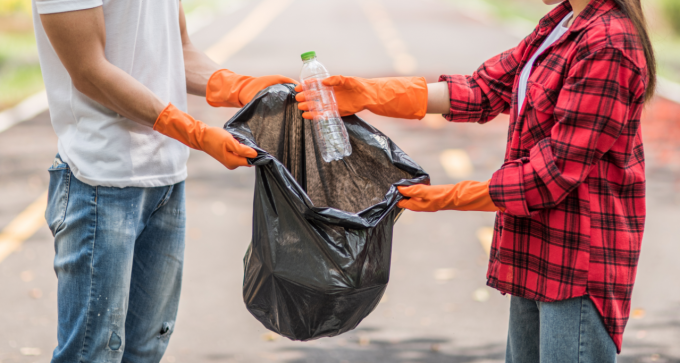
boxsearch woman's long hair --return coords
[611,0,657,101]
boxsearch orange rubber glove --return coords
[154,103,257,170]
[206,69,298,108]
[294,76,428,120]
[397,180,502,212]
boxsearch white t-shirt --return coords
[32,0,190,188]
[517,12,573,116]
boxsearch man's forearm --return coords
[184,43,221,97]
[178,2,221,97]
[41,7,166,128]
[75,60,166,127]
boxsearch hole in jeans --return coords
[159,321,174,339]
[108,332,122,350]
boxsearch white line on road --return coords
[658,78,680,105]
[0,90,48,134]
[205,0,295,65]
[185,1,246,36]
[0,191,48,264]
[360,0,418,75]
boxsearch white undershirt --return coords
[517,12,573,116]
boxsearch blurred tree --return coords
[0,0,31,16]
[660,0,680,35]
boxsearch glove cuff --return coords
[206,69,250,108]
[153,103,204,150]
[412,77,429,120]
[369,77,428,120]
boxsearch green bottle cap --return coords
[301,51,316,61]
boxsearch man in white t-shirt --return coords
[33,1,296,361]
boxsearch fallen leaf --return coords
[422,114,447,129]
[20,347,41,356]
[260,332,279,342]
[440,149,473,179]
[632,308,646,319]
[20,270,34,282]
[29,288,42,299]
[433,268,456,281]
[472,288,490,302]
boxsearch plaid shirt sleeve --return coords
[439,44,527,123]
[488,47,645,216]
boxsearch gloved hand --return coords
[206,69,298,108]
[397,180,502,212]
[294,76,428,120]
[154,103,257,170]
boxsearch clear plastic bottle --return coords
[300,51,352,162]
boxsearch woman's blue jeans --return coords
[46,156,186,363]
[506,295,617,363]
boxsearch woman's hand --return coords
[294,76,429,120]
[397,181,502,212]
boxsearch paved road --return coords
[1,0,679,362]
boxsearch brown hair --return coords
[610,0,657,101]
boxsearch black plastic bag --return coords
[225,84,429,341]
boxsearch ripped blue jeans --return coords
[46,156,185,363]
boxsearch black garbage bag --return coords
[225,84,429,341]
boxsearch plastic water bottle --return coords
[300,51,352,162]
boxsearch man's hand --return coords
[205,70,298,108]
[154,104,256,170]
[40,6,166,127]
[397,181,502,212]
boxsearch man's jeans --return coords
[46,156,185,363]
[506,295,617,363]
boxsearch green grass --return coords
[0,31,43,110]
[659,0,680,34]
[449,0,680,84]
[479,0,551,24]
[652,35,680,83]
[0,63,42,108]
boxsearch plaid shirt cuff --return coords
[490,140,557,216]
[489,159,531,217]
[438,75,485,122]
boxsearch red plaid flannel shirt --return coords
[440,0,647,352]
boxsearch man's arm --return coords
[178,2,220,97]
[40,6,165,127]
[176,3,297,108]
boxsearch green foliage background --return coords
[0,0,679,111]
[660,0,680,34]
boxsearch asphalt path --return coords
[1,0,679,362]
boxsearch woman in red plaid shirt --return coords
[296,0,655,360]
